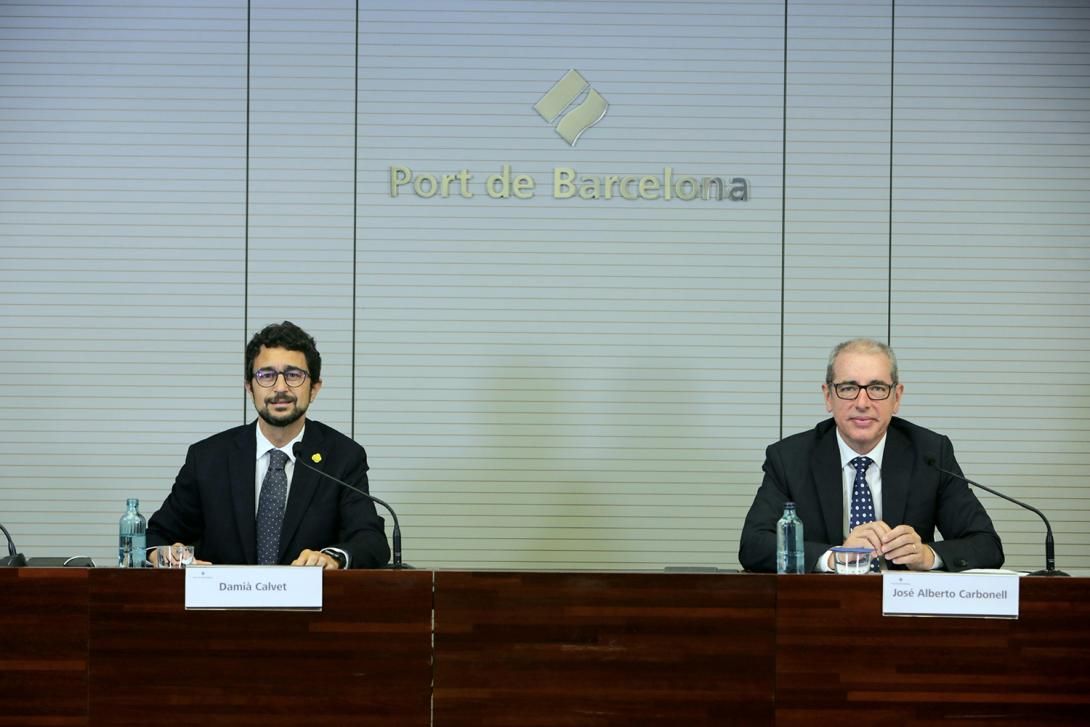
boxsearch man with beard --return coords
[146,321,390,569]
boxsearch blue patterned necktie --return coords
[848,456,876,530]
[256,449,289,565]
[849,455,880,570]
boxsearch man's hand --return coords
[845,520,891,554]
[292,549,341,570]
[831,522,934,571]
[879,524,935,571]
[826,521,891,569]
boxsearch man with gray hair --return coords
[739,338,1003,572]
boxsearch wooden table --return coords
[775,575,1090,726]
[433,570,777,726]
[2,568,1088,726]
[434,572,1090,726]
[0,568,433,727]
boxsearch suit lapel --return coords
[811,423,845,542]
[881,424,912,527]
[229,423,259,564]
[278,421,325,562]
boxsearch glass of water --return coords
[154,544,195,568]
[831,546,874,575]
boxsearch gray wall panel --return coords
[0,0,1085,571]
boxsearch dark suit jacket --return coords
[738,417,1003,573]
[147,419,390,568]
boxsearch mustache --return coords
[265,395,297,405]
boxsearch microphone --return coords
[291,442,404,569]
[926,457,1067,576]
[0,521,26,567]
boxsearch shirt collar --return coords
[254,423,306,463]
[835,428,887,470]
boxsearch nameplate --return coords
[184,565,322,610]
[882,571,1019,619]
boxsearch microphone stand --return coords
[0,522,26,567]
[292,445,405,569]
[928,458,1067,576]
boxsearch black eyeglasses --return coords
[830,382,894,401]
[252,367,309,388]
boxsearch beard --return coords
[256,394,308,428]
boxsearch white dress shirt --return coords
[254,425,304,513]
[815,431,887,572]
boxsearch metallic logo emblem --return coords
[534,69,608,146]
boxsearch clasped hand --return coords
[842,521,934,571]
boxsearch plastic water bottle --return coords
[776,501,804,574]
[118,498,146,568]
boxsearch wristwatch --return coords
[321,548,348,570]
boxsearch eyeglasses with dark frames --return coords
[252,367,309,388]
[830,381,894,401]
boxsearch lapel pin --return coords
[311,453,322,464]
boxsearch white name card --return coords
[184,565,323,610]
[882,571,1020,619]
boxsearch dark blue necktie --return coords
[256,449,289,565]
[849,456,880,570]
[848,456,876,530]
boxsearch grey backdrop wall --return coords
[1,0,1087,572]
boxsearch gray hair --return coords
[825,338,899,385]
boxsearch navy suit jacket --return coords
[738,417,1003,573]
[147,419,390,568]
